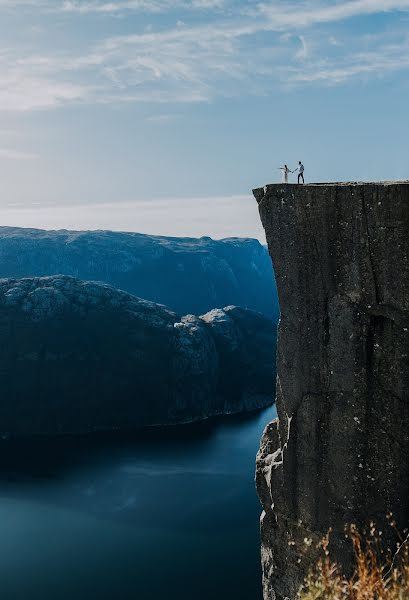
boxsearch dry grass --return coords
[298,521,409,600]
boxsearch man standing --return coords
[295,161,305,184]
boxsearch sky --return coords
[1,0,409,241]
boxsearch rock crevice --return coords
[254,182,409,600]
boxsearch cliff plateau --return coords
[253,182,409,599]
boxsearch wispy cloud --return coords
[257,0,409,28]
[295,35,309,60]
[60,1,186,14]
[0,148,38,160]
[1,0,409,111]
[7,0,409,19]
[146,113,178,122]
[2,0,228,12]
[287,34,409,84]
[0,47,93,111]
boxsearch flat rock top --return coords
[253,180,409,202]
[253,180,409,204]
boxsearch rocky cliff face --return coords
[253,182,409,599]
[0,227,279,320]
[0,275,276,437]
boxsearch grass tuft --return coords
[298,520,409,600]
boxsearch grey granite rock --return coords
[202,306,277,414]
[0,275,276,437]
[253,182,409,599]
[0,227,279,320]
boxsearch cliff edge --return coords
[253,182,409,599]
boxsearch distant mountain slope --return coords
[0,227,279,320]
[0,275,276,437]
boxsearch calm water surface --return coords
[0,406,276,600]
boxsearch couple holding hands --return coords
[279,161,305,184]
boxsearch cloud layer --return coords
[1,0,409,111]
[0,195,266,241]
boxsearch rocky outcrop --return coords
[0,275,276,437]
[253,182,409,599]
[0,227,279,320]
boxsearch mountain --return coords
[254,182,409,600]
[0,227,279,320]
[0,275,276,437]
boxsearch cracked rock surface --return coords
[253,182,409,600]
[0,275,276,437]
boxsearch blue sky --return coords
[1,0,409,240]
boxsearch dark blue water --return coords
[0,406,276,600]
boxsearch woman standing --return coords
[278,164,292,183]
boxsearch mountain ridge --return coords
[0,226,279,320]
[0,274,276,438]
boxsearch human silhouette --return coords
[278,164,292,183]
[295,161,305,184]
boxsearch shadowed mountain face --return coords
[254,182,409,600]
[0,275,276,437]
[0,227,279,321]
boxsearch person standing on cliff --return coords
[294,161,305,184]
[278,164,292,183]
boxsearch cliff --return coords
[253,182,409,599]
[0,275,276,437]
[0,227,279,320]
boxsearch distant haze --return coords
[0,195,266,242]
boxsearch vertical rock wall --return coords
[253,182,409,599]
